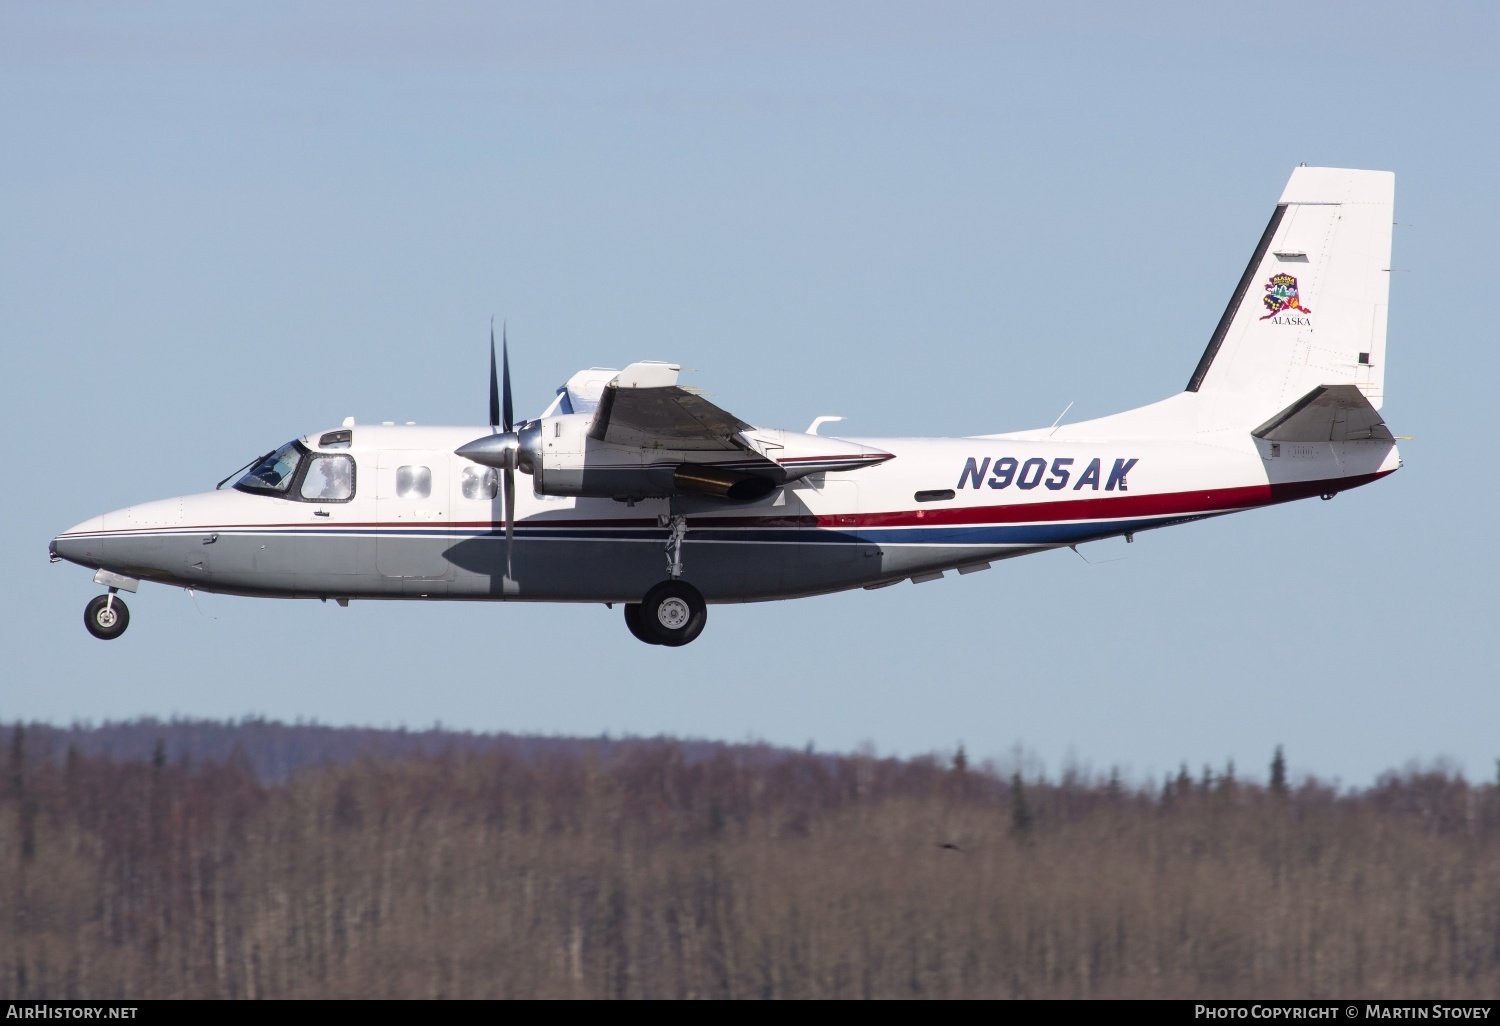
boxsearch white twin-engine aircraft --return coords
[52,166,1400,647]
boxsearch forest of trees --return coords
[2,720,1498,999]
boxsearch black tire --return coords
[639,580,707,647]
[623,603,661,645]
[84,594,130,640]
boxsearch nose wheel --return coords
[84,592,130,640]
[627,580,707,646]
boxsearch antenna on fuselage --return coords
[1047,401,1074,437]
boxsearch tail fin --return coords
[1186,167,1394,416]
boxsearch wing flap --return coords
[581,362,895,476]
[588,363,750,451]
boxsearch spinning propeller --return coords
[456,321,523,575]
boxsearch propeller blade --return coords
[488,320,501,430]
[503,466,516,577]
[501,322,514,433]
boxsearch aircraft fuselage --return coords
[51,421,1397,605]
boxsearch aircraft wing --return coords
[571,362,894,485]
[588,362,751,452]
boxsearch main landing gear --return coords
[623,514,708,646]
[84,592,130,640]
[625,580,707,646]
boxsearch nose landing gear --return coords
[84,592,130,640]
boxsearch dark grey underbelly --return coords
[91,530,1028,602]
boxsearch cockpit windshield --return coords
[234,441,307,495]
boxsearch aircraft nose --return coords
[51,514,107,567]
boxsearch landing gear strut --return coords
[84,591,130,640]
[623,514,707,645]
[659,513,687,579]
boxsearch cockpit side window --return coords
[234,441,358,502]
[299,455,356,501]
[235,442,306,495]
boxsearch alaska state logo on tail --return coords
[1260,272,1311,321]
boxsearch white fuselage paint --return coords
[51,418,1400,605]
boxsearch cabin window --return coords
[318,429,353,449]
[462,466,498,500]
[396,466,431,499]
[300,455,355,501]
[915,489,956,502]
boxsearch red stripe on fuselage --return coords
[57,472,1391,538]
[682,470,1393,530]
[830,470,1393,530]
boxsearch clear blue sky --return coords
[4,1,1496,787]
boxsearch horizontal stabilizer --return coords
[1252,384,1393,443]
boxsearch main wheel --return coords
[623,603,661,645]
[84,594,130,640]
[639,580,707,647]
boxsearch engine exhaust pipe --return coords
[673,464,776,501]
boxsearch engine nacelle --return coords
[520,416,776,502]
[453,411,892,503]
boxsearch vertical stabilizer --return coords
[1186,167,1394,415]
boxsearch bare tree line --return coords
[3,723,1499,998]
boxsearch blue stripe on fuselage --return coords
[63,509,1230,549]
